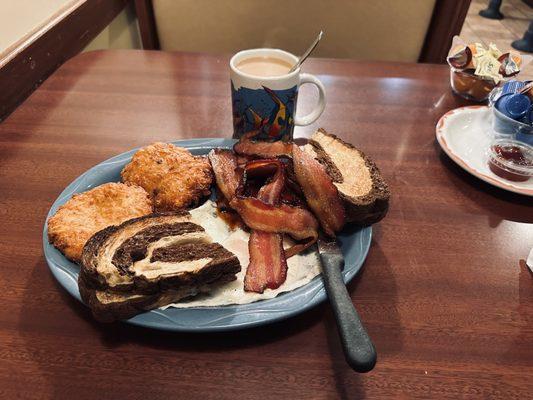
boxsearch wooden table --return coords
[0,50,531,399]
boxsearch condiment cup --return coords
[492,105,533,138]
[486,138,533,182]
[450,69,497,102]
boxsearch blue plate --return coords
[43,138,372,332]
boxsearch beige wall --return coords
[0,0,82,63]
[84,2,142,52]
[0,0,141,66]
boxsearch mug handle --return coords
[294,73,326,126]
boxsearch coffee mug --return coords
[230,48,326,141]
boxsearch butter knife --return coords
[317,237,377,372]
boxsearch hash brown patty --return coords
[47,183,152,263]
[120,142,213,211]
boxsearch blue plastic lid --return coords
[501,80,525,95]
[497,93,531,120]
[495,93,512,112]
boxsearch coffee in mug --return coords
[236,57,293,77]
[230,48,326,141]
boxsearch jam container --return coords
[487,139,533,182]
[450,69,497,102]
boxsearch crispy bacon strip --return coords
[230,197,318,241]
[253,163,284,201]
[233,138,346,236]
[234,133,293,158]
[233,158,318,240]
[208,149,239,201]
[210,151,318,241]
[240,159,285,198]
[292,145,346,236]
[210,148,321,292]
[244,160,287,293]
[284,238,317,258]
[246,231,287,292]
[234,140,293,158]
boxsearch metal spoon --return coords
[289,31,324,73]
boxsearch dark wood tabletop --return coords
[0,50,531,400]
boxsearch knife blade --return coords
[317,236,377,372]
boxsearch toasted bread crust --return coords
[307,128,390,226]
[78,271,238,322]
[78,277,160,322]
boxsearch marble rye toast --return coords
[79,271,237,322]
[79,212,241,321]
[304,129,390,226]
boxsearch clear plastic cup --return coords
[487,139,533,182]
[491,105,533,138]
[516,130,533,146]
[450,69,497,102]
[490,85,533,142]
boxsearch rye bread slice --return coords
[303,128,390,226]
[80,212,241,294]
[78,269,237,322]
[78,211,241,321]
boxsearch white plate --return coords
[436,106,533,197]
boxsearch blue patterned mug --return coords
[230,48,326,141]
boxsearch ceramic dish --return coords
[436,106,533,196]
[43,138,372,332]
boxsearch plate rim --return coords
[43,138,372,332]
[436,105,533,197]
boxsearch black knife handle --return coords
[320,253,377,373]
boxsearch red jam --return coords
[488,144,533,182]
[493,145,532,165]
